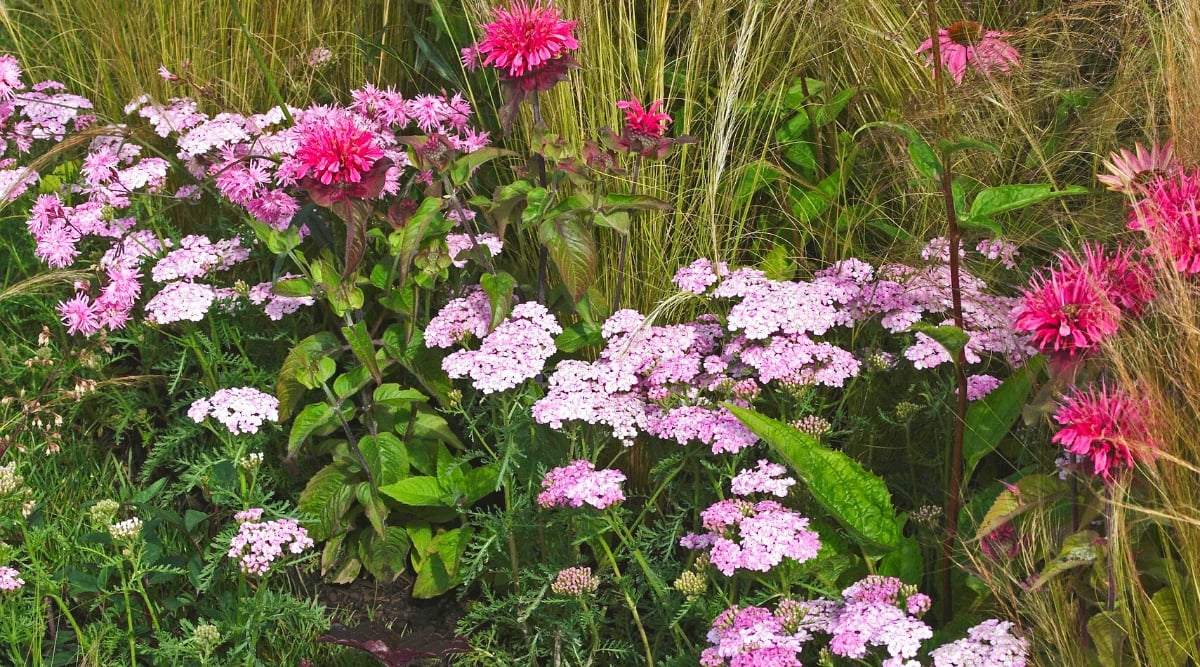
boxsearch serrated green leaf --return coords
[458,464,499,506]
[342,320,381,384]
[373,383,426,407]
[878,535,923,584]
[969,184,1089,219]
[288,402,337,457]
[1146,590,1188,667]
[814,86,857,126]
[380,475,448,507]
[601,193,673,212]
[360,432,409,487]
[789,169,842,223]
[976,474,1068,538]
[727,405,900,550]
[273,276,314,298]
[555,321,603,353]
[1088,609,1127,667]
[538,214,596,302]
[481,271,516,330]
[320,532,347,576]
[360,526,412,583]
[298,464,355,541]
[333,366,372,400]
[382,325,454,405]
[277,332,341,419]
[963,356,1044,486]
[393,196,445,287]
[759,244,798,281]
[331,555,362,584]
[521,187,553,229]
[593,209,630,234]
[734,161,783,210]
[449,147,516,186]
[412,527,470,598]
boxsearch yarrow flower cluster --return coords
[1052,382,1158,482]
[440,301,562,394]
[682,499,821,576]
[534,255,1028,455]
[536,460,626,510]
[550,566,599,596]
[730,460,796,497]
[227,510,313,576]
[700,577,967,667]
[929,619,1029,667]
[188,387,280,435]
[108,517,143,542]
[916,21,1020,85]
[0,566,23,592]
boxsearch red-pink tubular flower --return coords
[1013,269,1120,357]
[293,112,384,187]
[1053,243,1156,317]
[916,21,1019,85]
[617,96,672,137]
[473,1,579,78]
[1053,383,1158,482]
[1133,170,1200,274]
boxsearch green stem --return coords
[595,537,653,666]
[120,565,137,666]
[613,156,641,312]
[230,0,294,125]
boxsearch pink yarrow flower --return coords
[537,460,626,510]
[227,512,313,576]
[1053,382,1158,482]
[471,1,579,78]
[0,566,24,592]
[916,21,1019,85]
[188,387,280,435]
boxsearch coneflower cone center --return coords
[947,21,984,46]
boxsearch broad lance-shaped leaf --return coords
[963,355,1044,487]
[538,214,596,302]
[968,183,1088,219]
[861,121,940,182]
[727,405,901,551]
[480,271,516,330]
[342,320,381,384]
[277,332,340,420]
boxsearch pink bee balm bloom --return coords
[1134,170,1200,274]
[617,96,672,137]
[1052,383,1158,482]
[916,21,1019,85]
[1012,269,1120,358]
[1097,140,1176,195]
[292,112,384,187]
[472,1,579,78]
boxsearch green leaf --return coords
[1088,610,1127,667]
[727,405,901,550]
[937,137,1001,157]
[373,383,426,408]
[1033,529,1104,592]
[360,432,409,487]
[320,532,347,576]
[359,526,412,583]
[277,332,340,419]
[410,408,463,449]
[382,326,454,405]
[774,112,811,142]
[1146,590,1188,667]
[521,187,553,230]
[963,356,1044,486]
[862,121,940,181]
[412,527,471,598]
[356,481,388,537]
[342,320,381,384]
[333,365,373,400]
[878,535,923,584]
[556,321,603,353]
[393,196,444,287]
[969,184,1089,219]
[457,464,499,506]
[272,276,314,298]
[183,509,208,533]
[449,147,516,186]
[380,476,448,507]
[908,322,970,359]
[759,244,797,281]
[538,214,596,302]
[481,271,516,330]
[733,161,783,210]
[814,86,857,126]
[288,402,337,457]
[600,193,674,212]
[789,169,842,224]
[298,464,356,541]
[593,210,630,234]
[976,474,1068,538]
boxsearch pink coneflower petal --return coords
[1098,140,1176,194]
[916,22,1019,86]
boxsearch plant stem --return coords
[230,0,293,125]
[531,93,550,303]
[613,156,641,312]
[596,537,654,666]
[924,0,970,622]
